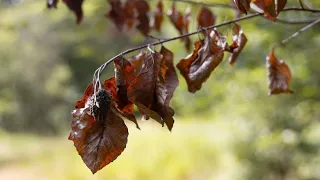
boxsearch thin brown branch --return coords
[166,0,236,9]
[281,18,320,45]
[298,0,305,9]
[93,7,320,88]
[277,18,319,24]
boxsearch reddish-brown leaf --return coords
[63,0,84,24]
[266,48,293,95]
[153,1,164,31]
[113,58,140,129]
[168,3,191,51]
[47,0,59,8]
[124,0,136,29]
[253,0,287,21]
[228,23,248,65]
[197,7,215,28]
[156,46,179,130]
[233,0,251,14]
[135,0,151,35]
[127,51,146,75]
[177,30,225,93]
[106,0,126,30]
[75,83,94,109]
[127,52,164,125]
[69,84,128,174]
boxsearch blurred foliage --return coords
[0,0,320,179]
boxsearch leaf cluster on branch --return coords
[46,0,320,174]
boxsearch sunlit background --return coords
[0,0,320,179]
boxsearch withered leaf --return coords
[135,0,151,35]
[69,82,128,174]
[113,58,140,129]
[266,48,293,95]
[228,23,248,65]
[106,0,126,30]
[63,0,84,24]
[177,30,225,93]
[124,0,136,29]
[156,46,179,130]
[47,0,59,8]
[153,1,164,32]
[253,0,287,21]
[75,82,94,109]
[127,52,164,125]
[168,3,191,51]
[233,0,251,14]
[197,7,215,29]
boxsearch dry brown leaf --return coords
[266,48,293,95]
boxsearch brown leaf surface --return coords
[168,3,191,51]
[177,30,225,93]
[253,0,287,21]
[63,0,84,24]
[153,1,164,31]
[106,0,126,30]
[228,23,248,65]
[124,0,136,29]
[135,0,151,35]
[75,83,94,109]
[69,83,128,174]
[127,52,164,125]
[113,58,140,129]
[156,46,179,130]
[233,0,251,14]
[197,7,215,28]
[266,48,293,95]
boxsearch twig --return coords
[298,0,305,9]
[167,0,236,9]
[281,18,320,45]
[92,7,320,93]
[277,17,320,24]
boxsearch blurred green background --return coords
[0,0,320,179]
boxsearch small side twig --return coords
[298,0,305,9]
[167,0,236,9]
[281,18,320,45]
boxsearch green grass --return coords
[0,120,247,180]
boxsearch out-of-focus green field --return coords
[0,120,246,180]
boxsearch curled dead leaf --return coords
[156,46,179,130]
[266,48,293,95]
[168,3,191,51]
[135,0,151,35]
[177,30,225,93]
[63,0,84,24]
[228,23,248,65]
[197,7,215,29]
[233,0,251,14]
[253,0,287,21]
[153,0,164,31]
[107,0,126,30]
[127,52,164,125]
